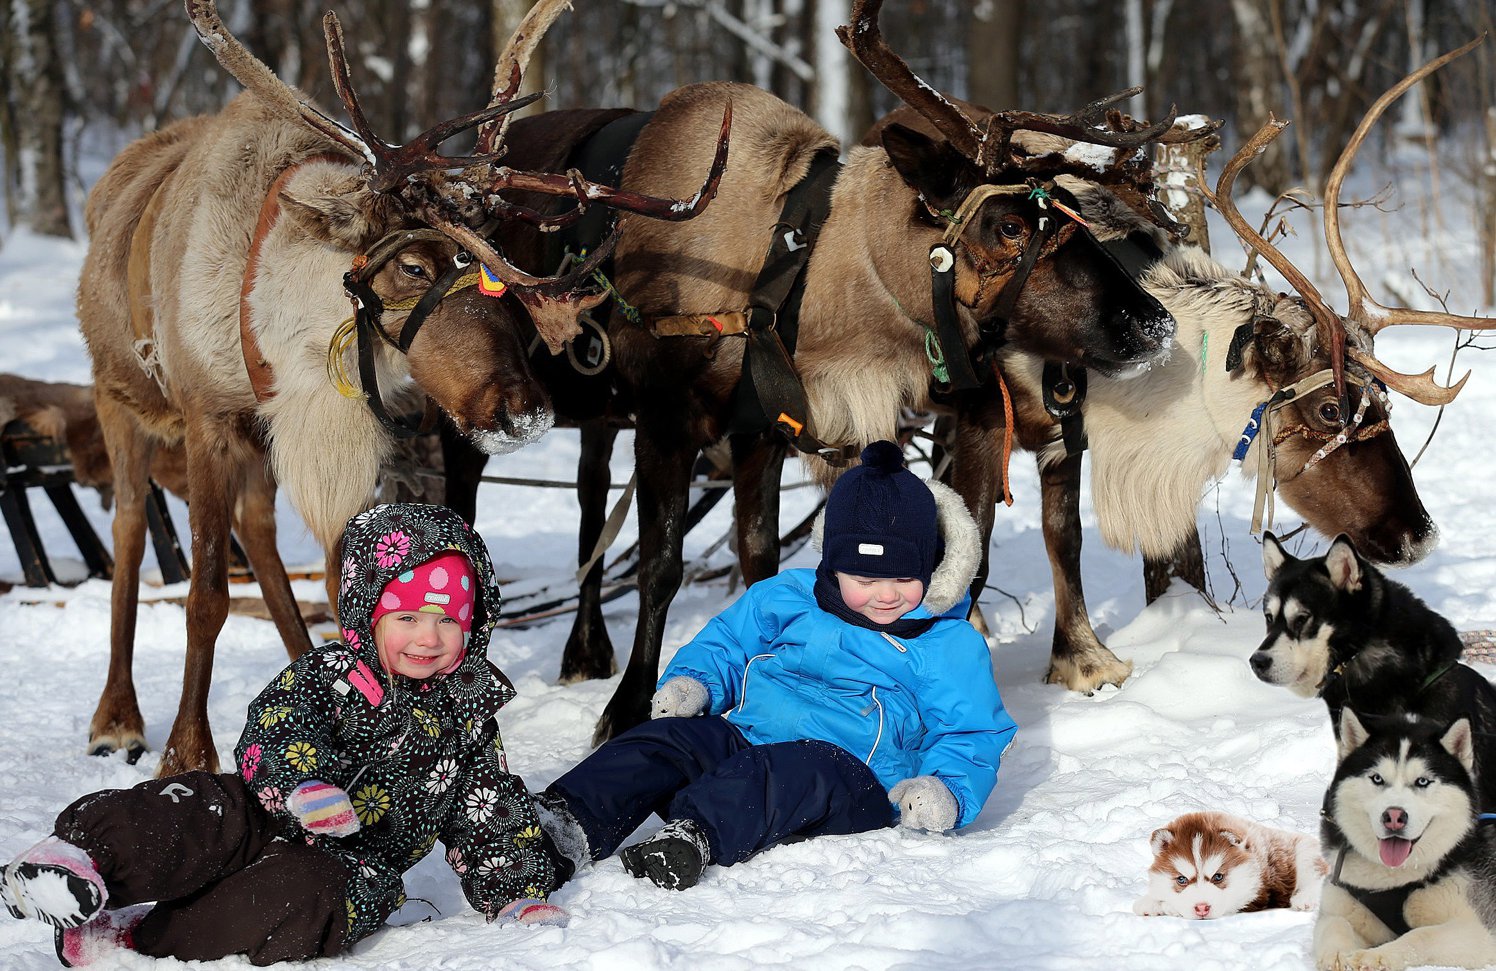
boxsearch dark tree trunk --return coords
[15,0,73,238]
[967,0,1025,110]
[1229,0,1293,192]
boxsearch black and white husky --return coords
[1315,710,1496,970]
[1252,532,1496,812]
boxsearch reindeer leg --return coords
[730,432,784,584]
[560,420,618,683]
[592,421,695,746]
[89,394,152,764]
[158,424,240,777]
[234,462,312,660]
[948,410,999,637]
[1039,452,1132,692]
[1142,526,1206,603]
[439,418,487,525]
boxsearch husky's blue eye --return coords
[1211,873,1224,883]
[1415,777,1432,788]
[1175,875,1188,886]
[1370,773,1385,785]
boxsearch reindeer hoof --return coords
[125,743,147,765]
[1045,649,1134,693]
[87,730,148,761]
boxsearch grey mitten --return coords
[651,676,709,719]
[889,776,958,832]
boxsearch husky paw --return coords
[1131,898,1168,917]
[1289,893,1317,912]
[1331,951,1391,971]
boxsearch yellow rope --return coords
[324,272,482,398]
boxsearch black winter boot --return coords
[620,818,710,891]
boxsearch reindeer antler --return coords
[1321,34,1491,405]
[1209,36,1491,407]
[838,0,1217,175]
[187,0,732,292]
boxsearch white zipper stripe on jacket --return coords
[865,686,884,763]
[878,631,907,653]
[736,654,775,713]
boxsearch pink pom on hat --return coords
[370,551,478,633]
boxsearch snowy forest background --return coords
[2,0,1495,277]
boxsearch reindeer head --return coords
[841,0,1217,374]
[187,0,730,454]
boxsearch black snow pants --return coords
[53,771,354,965]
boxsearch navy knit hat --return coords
[821,441,938,587]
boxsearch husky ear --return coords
[1219,828,1248,849]
[1324,535,1363,592]
[1262,532,1291,580]
[1441,718,1475,776]
[1337,709,1370,761]
[1149,827,1175,856]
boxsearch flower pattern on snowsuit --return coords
[234,503,559,944]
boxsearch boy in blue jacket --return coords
[538,441,1017,890]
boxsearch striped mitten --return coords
[286,781,360,837]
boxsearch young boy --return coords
[1,503,567,966]
[539,441,1017,890]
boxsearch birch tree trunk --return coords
[491,0,546,118]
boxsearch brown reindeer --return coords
[79,0,730,775]
[949,39,1490,692]
[444,0,1215,743]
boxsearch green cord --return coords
[566,249,641,325]
[924,328,950,385]
[1201,331,1208,376]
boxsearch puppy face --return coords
[1144,821,1263,919]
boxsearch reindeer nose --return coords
[1249,652,1271,675]
[1194,902,1211,918]
[1382,807,1408,832]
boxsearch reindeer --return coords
[443,0,1219,743]
[958,38,1490,692]
[79,0,730,775]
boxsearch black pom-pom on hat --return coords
[859,440,905,473]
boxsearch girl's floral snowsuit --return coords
[235,503,564,941]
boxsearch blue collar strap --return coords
[1232,400,1269,462]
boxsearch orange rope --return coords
[993,361,1015,507]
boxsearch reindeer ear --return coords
[1249,314,1309,383]
[1262,531,1291,580]
[280,176,400,252]
[1441,718,1475,775]
[881,123,976,213]
[1337,709,1370,761]
[1324,535,1363,592]
[1149,827,1175,856]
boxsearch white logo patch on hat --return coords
[424,592,452,605]
[858,543,885,556]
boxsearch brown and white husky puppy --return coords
[1133,811,1326,919]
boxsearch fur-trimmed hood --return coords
[812,478,981,616]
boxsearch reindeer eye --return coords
[1370,773,1385,786]
[1318,402,1341,423]
[999,217,1025,240]
[1175,875,1188,886]
[1211,873,1224,883]
[399,262,428,279]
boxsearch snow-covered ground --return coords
[0,145,1492,970]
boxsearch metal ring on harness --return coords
[566,312,612,376]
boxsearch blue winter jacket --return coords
[660,569,1017,828]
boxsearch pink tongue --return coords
[1379,837,1414,867]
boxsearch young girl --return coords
[2,503,567,966]
[538,442,1018,890]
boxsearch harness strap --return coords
[1246,369,1338,534]
[732,150,856,463]
[1042,362,1088,457]
[1329,848,1423,938]
[240,153,348,403]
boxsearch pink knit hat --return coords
[370,551,477,633]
